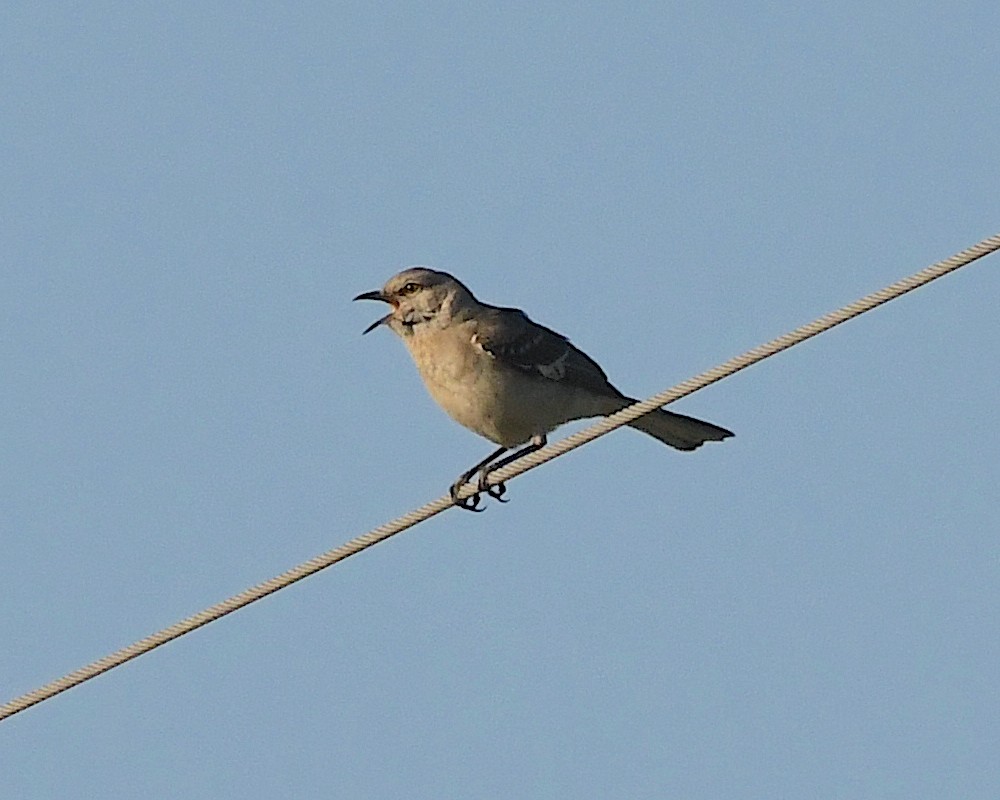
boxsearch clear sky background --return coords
[2,3,998,798]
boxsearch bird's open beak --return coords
[353,290,392,335]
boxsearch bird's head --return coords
[353,267,474,336]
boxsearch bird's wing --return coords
[474,307,621,398]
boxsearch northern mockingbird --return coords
[355,267,733,511]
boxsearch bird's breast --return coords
[401,326,539,446]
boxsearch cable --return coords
[2,232,998,722]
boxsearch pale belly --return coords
[421,360,546,446]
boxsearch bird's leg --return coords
[477,434,547,501]
[451,445,508,511]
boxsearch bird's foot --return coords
[477,470,509,503]
[450,481,485,512]
[457,494,486,512]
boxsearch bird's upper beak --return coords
[353,289,393,334]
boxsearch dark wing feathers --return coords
[475,307,621,398]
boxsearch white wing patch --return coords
[471,332,490,355]
[536,348,570,381]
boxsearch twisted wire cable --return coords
[2,232,997,722]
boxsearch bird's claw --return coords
[450,483,486,512]
[448,471,508,511]
[477,471,509,503]
[458,493,486,512]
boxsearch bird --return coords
[354,267,733,511]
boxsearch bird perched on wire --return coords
[354,267,733,511]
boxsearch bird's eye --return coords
[400,282,420,295]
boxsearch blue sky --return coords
[2,3,998,798]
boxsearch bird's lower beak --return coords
[361,313,392,335]
[353,289,392,334]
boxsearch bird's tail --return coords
[620,402,734,451]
